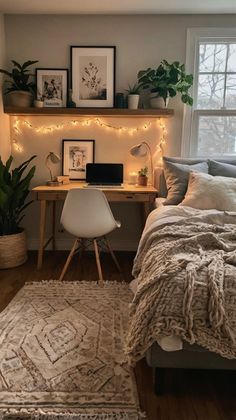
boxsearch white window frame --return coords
[182,27,236,157]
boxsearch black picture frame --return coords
[62,139,95,180]
[70,46,116,108]
[36,68,69,107]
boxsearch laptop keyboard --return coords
[84,184,124,189]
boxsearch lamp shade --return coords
[47,152,61,164]
[130,143,148,157]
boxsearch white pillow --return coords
[180,171,236,211]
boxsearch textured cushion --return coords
[209,160,236,177]
[163,159,208,205]
[180,171,236,211]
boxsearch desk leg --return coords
[37,200,47,270]
[52,201,56,251]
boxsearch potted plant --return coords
[0,155,36,268]
[125,82,140,110]
[138,60,193,108]
[0,60,38,107]
[138,166,148,186]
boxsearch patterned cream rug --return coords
[0,281,143,419]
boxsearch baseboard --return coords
[27,238,139,252]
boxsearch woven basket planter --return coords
[0,230,27,269]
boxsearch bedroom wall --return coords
[0,14,10,162]
[4,14,236,250]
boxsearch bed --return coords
[126,157,236,393]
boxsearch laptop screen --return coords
[86,163,123,184]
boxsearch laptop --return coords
[85,163,124,187]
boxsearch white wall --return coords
[0,14,10,162]
[4,14,236,250]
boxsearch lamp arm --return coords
[45,156,53,181]
[142,141,154,186]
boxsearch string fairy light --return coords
[11,116,168,156]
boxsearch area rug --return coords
[0,281,143,419]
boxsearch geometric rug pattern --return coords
[0,281,142,419]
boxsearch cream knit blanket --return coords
[126,216,236,364]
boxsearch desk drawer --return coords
[104,192,150,202]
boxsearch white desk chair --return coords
[59,188,121,286]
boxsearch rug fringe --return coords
[25,280,129,287]
[0,408,146,419]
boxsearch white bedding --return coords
[130,204,236,352]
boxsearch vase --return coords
[149,93,169,109]
[6,91,33,107]
[128,94,140,110]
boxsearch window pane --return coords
[227,44,236,72]
[199,44,227,73]
[197,116,236,157]
[197,74,225,109]
[225,75,236,108]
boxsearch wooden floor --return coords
[0,251,236,420]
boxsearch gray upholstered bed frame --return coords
[148,159,236,394]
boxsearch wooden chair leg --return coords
[154,368,165,395]
[59,239,78,281]
[93,239,104,287]
[105,236,122,273]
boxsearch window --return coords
[182,28,236,157]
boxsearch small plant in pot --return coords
[138,60,193,109]
[138,166,148,186]
[125,83,140,110]
[0,155,36,269]
[0,60,38,107]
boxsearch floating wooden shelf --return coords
[4,106,174,118]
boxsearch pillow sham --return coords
[163,159,208,205]
[180,171,236,211]
[208,160,236,177]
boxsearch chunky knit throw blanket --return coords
[126,214,236,364]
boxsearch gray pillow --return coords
[209,160,236,177]
[163,160,208,205]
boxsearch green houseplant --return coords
[138,60,193,108]
[125,82,140,110]
[0,155,36,268]
[0,60,38,107]
[138,166,148,186]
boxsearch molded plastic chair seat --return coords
[59,188,122,285]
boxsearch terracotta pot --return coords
[0,230,27,269]
[6,90,33,107]
[138,175,148,186]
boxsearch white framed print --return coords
[36,68,68,107]
[62,139,95,180]
[70,46,116,108]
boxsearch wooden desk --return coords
[33,182,157,269]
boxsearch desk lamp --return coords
[129,141,153,185]
[45,152,61,186]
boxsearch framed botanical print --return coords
[70,46,116,108]
[62,139,95,180]
[36,68,68,107]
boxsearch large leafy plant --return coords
[0,60,38,94]
[138,60,193,106]
[0,155,36,236]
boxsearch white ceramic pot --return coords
[149,93,169,109]
[128,94,140,110]
[6,90,33,107]
[34,99,44,108]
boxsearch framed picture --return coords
[70,46,116,108]
[62,139,95,180]
[36,68,68,107]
